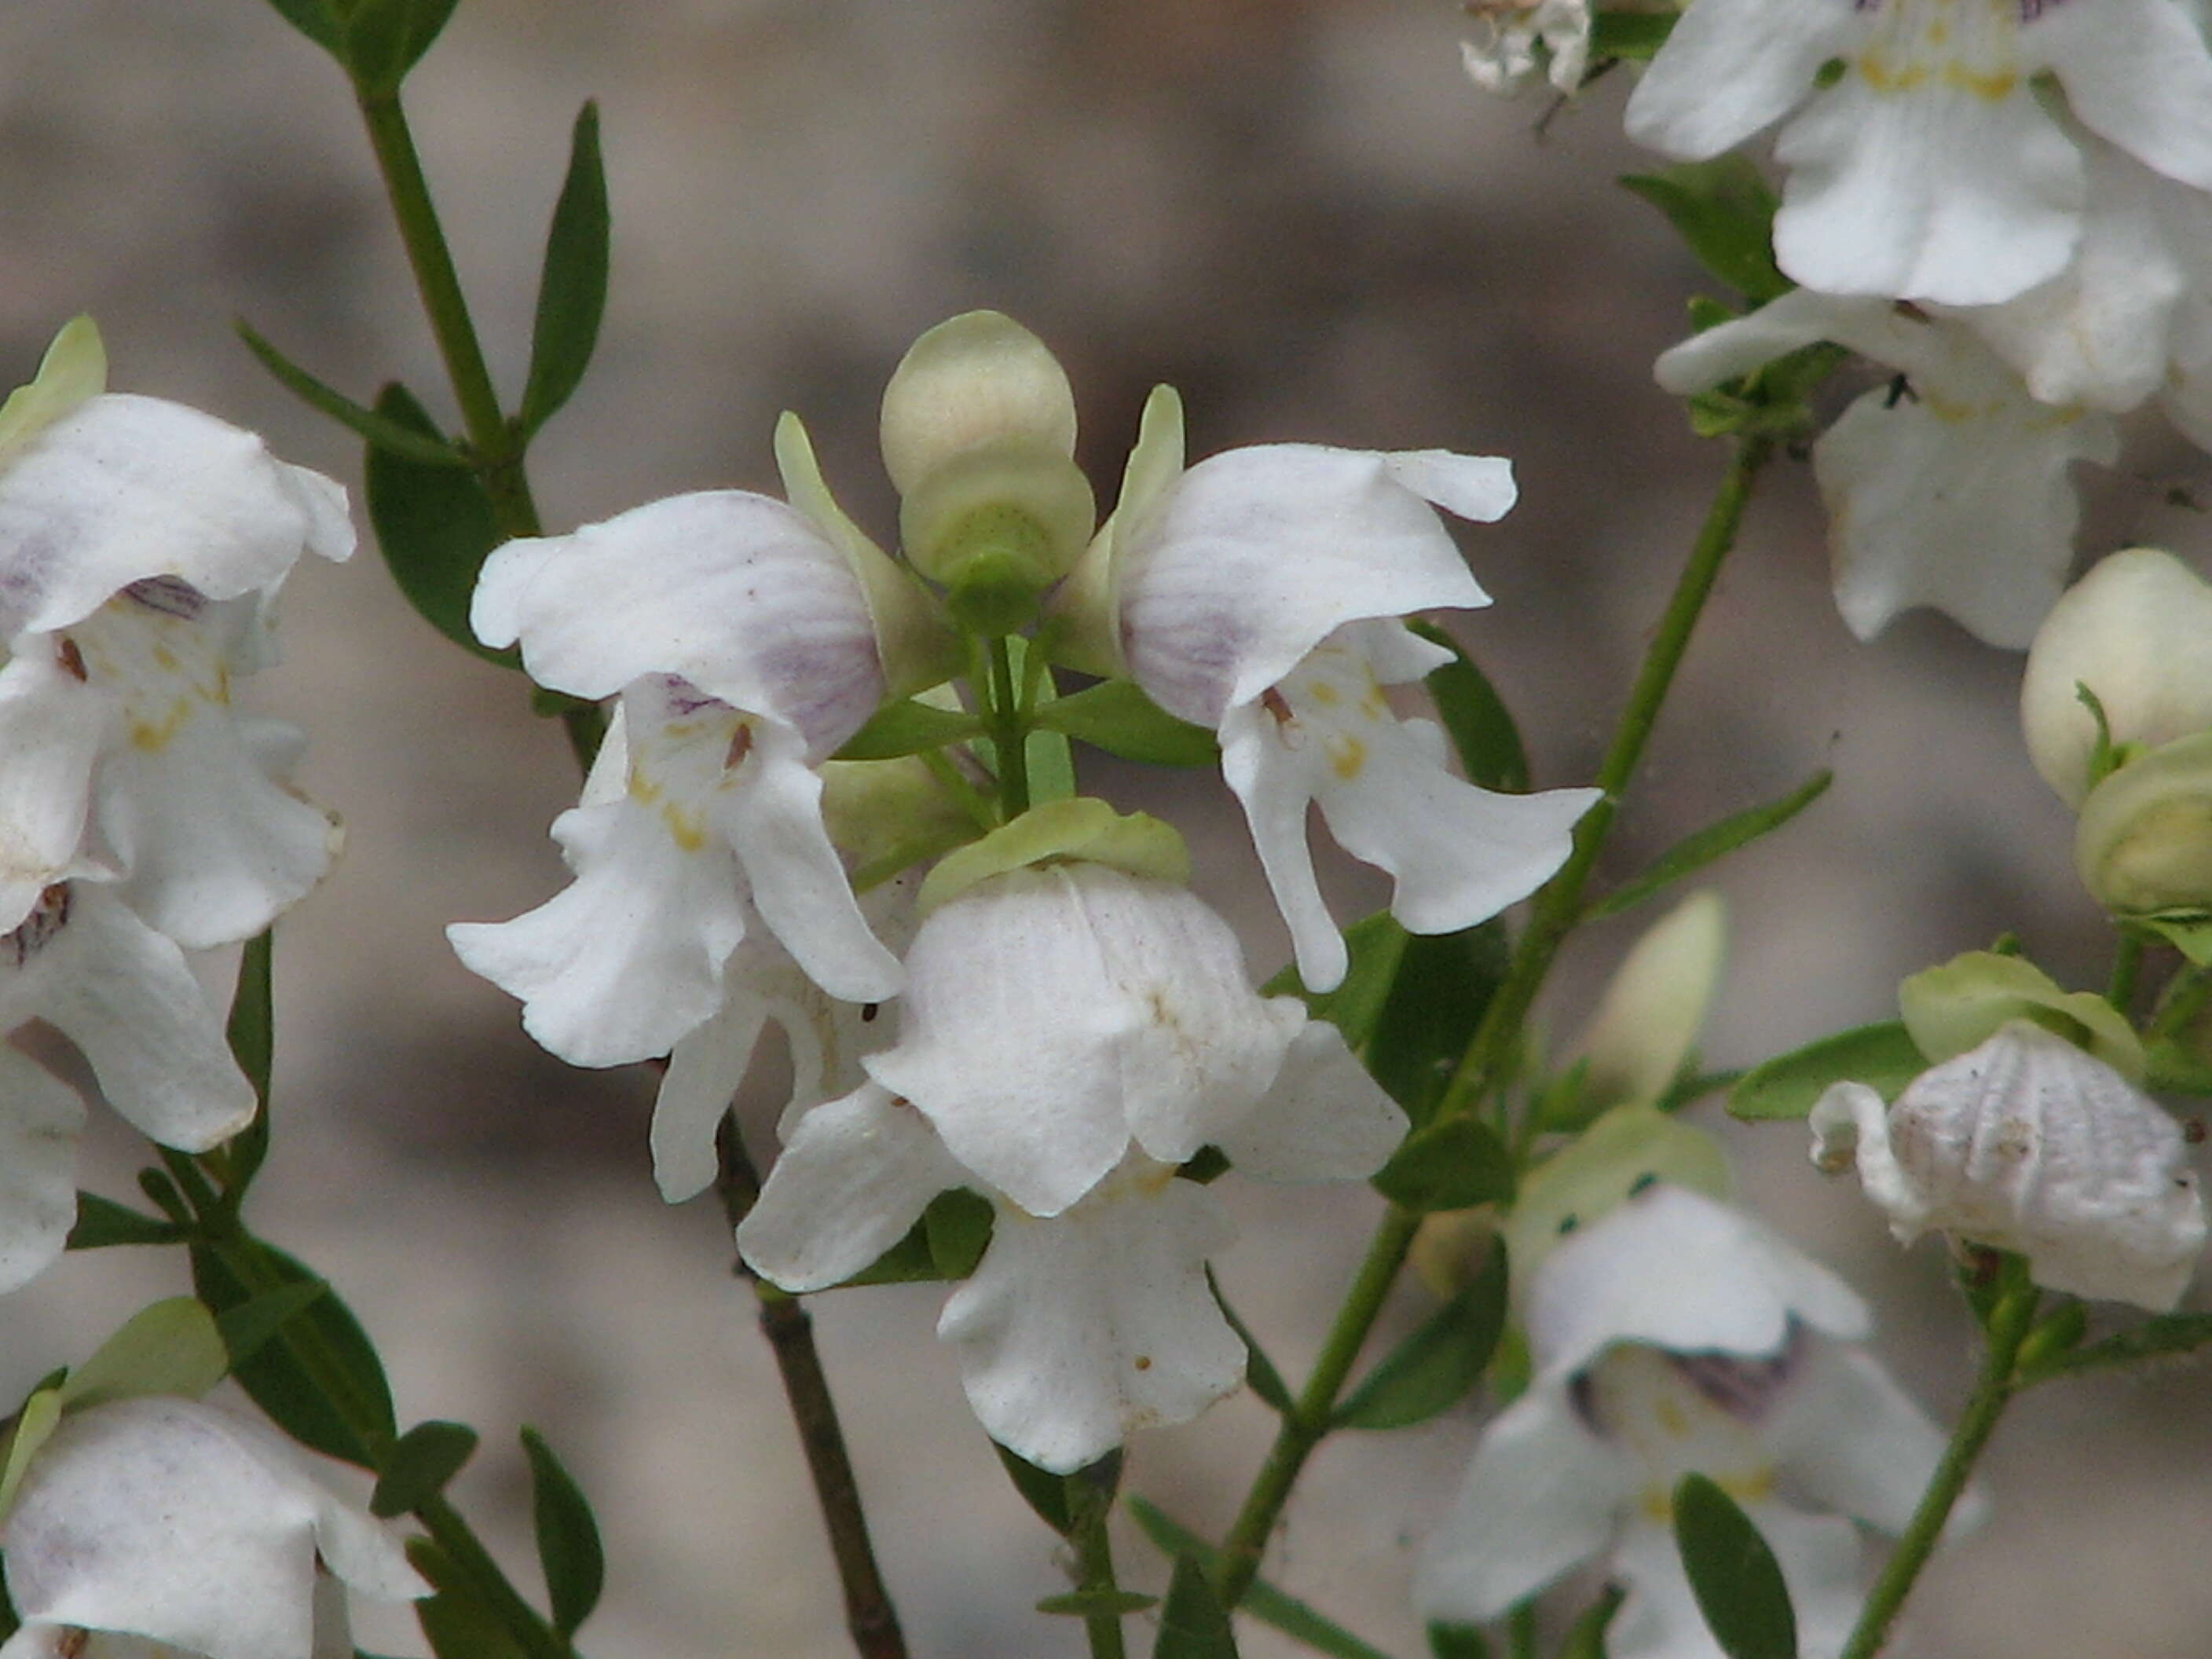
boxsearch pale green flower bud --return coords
[2020,548,2212,808]
[1500,1102,1731,1296]
[1567,890,1727,1116]
[2075,729,2212,918]
[1897,949,2143,1082]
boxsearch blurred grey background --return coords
[4,2,2212,1655]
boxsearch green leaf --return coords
[260,0,342,55]
[1728,1022,1925,1121]
[2016,1312,2212,1386]
[364,383,515,667]
[833,698,986,760]
[1426,1624,1490,1659]
[925,1188,994,1279]
[518,103,610,435]
[189,1241,394,1468]
[1589,9,1675,59]
[1209,1273,1291,1413]
[1620,157,1789,304]
[1038,1590,1160,1617]
[337,0,460,92]
[236,321,467,466]
[222,930,275,1196]
[416,1583,529,1659]
[1585,771,1831,921]
[1672,1474,1798,1659]
[1155,1555,1240,1659]
[1126,1500,1392,1659]
[1034,680,1219,767]
[1368,921,1511,1126]
[65,1192,182,1250]
[1558,1585,1626,1659]
[60,1298,228,1408]
[521,1425,605,1637]
[833,1216,943,1287]
[372,1420,481,1517]
[1370,1115,1514,1214]
[1333,1241,1507,1430]
[214,1279,331,1370]
[1408,621,1528,793]
[994,1441,1075,1534]
[1266,911,1409,1053]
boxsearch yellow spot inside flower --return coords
[1857,0,2019,102]
[661,802,706,852]
[1306,679,1340,707]
[628,772,663,805]
[1326,734,1367,782]
[129,698,195,753]
[1654,1397,1689,1437]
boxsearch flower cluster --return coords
[0,319,351,1298]
[454,309,1599,1469]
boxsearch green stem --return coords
[2108,930,2147,1014]
[716,1122,910,1659]
[1068,1469,1130,1659]
[1212,436,1772,1606]
[2150,963,2212,1039]
[987,635,1031,817]
[1837,1273,2039,1659]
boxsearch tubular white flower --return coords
[0,881,256,1295]
[1624,0,2212,306]
[1657,290,2119,647]
[1461,0,1593,96]
[454,496,921,1064]
[1811,1020,2208,1309]
[1050,392,1597,991]
[0,1396,425,1659]
[1415,1185,1953,1659]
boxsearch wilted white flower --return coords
[1811,1020,2207,1308]
[1415,1184,1954,1659]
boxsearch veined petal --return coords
[0,645,105,932]
[1766,1340,1954,1537]
[1412,1383,1634,1622]
[22,885,256,1152]
[1772,72,2084,305]
[2030,0,2212,191]
[0,394,351,638]
[1623,0,1859,159]
[0,1046,86,1296]
[1117,445,1491,728]
[737,1082,965,1291]
[471,492,886,756]
[937,1161,1242,1474]
[1214,1020,1408,1183]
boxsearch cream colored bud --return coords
[1568,891,1726,1115]
[879,311,1079,497]
[2021,548,2212,808]
[2077,730,2212,917]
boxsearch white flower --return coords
[0,1396,425,1659]
[1811,1020,2208,1309]
[0,881,257,1295]
[1415,1184,1954,1659]
[0,318,352,945]
[1461,0,1592,97]
[1624,0,2212,306]
[1656,290,2119,647]
[1049,388,1599,992]
[448,446,957,1064]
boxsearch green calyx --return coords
[2076,730,2212,918]
[900,441,1096,635]
[1898,950,2144,1082]
[0,314,107,466]
[917,796,1189,914]
[1502,1104,1731,1293]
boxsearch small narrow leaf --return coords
[1728,1023,1925,1121]
[1333,1242,1507,1430]
[1034,680,1218,767]
[1370,1116,1514,1214]
[236,321,467,466]
[521,1425,605,1637]
[1620,158,1790,304]
[1672,1474,1798,1659]
[1585,771,1831,921]
[833,698,985,760]
[65,1192,182,1250]
[518,103,611,434]
[1126,1500,1393,1659]
[1426,1624,1491,1659]
[1155,1555,1239,1659]
[372,1420,480,1518]
[1368,921,1511,1126]
[416,1586,529,1659]
[214,1279,331,1370]
[1589,9,1675,58]
[1409,621,1528,793]
[366,382,515,667]
[2016,1311,2212,1385]
[1038,1590,1160,1617]
[924,1188,994,1279]
[994,1441,1075,1535]
[222,930,274,1195]
[1209,1273,1291,1413]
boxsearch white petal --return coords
[1219,699,1350,993]
[1527,1185,1870,1382]
[1772,72,2084,305]
[0,1046,86,1295]
[448,795,749,1068]
[1118,445,1489,729]
[652,994,773,1203]
[1654,289,1890,397]
[2031,0,2212,190]
[1379,450,1517,523]
[1767,1340,1952,1538]
[1214,1020,1408,1182]
[937,1165,1242,1473]
[1412,1383,1634,1622]
[471,493,885,756]
[736,1082,967,1291]
[0,394,351,637]
[1623,0,1859,159]
[0,646,104,931]
[22,885,256,1152]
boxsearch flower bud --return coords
[879,311,1078,494]
[2075,729,2212,916]
[1567,890,1726,1117]
[2020,548,2212,808]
